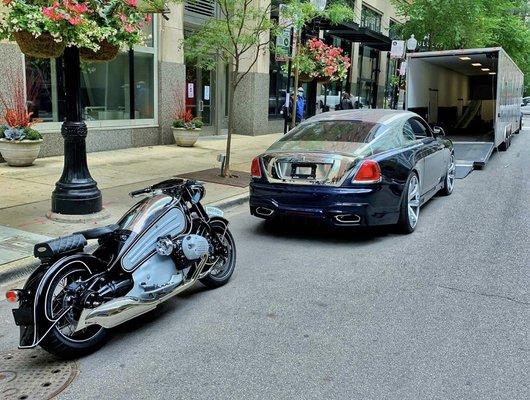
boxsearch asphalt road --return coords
[0,132,528,399]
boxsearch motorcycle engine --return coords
[180,234,210,260]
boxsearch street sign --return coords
[390,40,405,59]
[276,4,292,62]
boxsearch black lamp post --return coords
[51,47,102,215]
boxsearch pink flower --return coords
[68,15,82,25]
[126,0,138,6]
[119,13,128,23]
[42,6,63,21]
[124,24,136,33]
[3,0,13,5]
[144,14,152,22]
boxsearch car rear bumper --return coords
[249,181,400,227]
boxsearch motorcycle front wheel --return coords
[39,262,108,358]
[199,220,237,289]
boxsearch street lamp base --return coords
[51,120,103,215]
[47,208,111,223]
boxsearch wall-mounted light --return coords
[489,72,496,75]
[471,63,482,67]
[481,68,490,71]
[459,57,471,61]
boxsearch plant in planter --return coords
[172,109,204,147]
[294,38,351,83]
[0,69,43,167]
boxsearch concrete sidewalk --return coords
[0,133,280,277]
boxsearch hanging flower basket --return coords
[80,40,120,62]
[13,31,65,59]
[294,38,351,84]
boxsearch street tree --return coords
[183,0,354,177]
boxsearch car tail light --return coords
[353,160,381,183]
[6,289,21,303]
[251,157,262,178]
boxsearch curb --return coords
[0,192,249,286]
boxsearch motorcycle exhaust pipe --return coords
[75,258,208,332]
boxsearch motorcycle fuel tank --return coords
[117,195,188,272]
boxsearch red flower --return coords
[126,0,138,6]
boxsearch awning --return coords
[322,21,392,51]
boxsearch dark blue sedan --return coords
[249,109,455,233]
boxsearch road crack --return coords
[435,284,529,306]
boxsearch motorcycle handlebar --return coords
[129,187,152,197]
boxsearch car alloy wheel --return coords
[407,174,420,229]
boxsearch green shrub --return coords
[24,127,42,140]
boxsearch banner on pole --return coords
[390,40,405,59]
[276,4,293,62]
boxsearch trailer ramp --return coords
[453,141,495,178]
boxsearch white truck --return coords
[406,47,523,175]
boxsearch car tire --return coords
[397,172,421,234]
[439,153,456,196]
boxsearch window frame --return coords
[408,117,433,139]
[30,16,159,134]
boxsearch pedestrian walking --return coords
[296,87,305,124]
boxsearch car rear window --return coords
[279,120,384,143]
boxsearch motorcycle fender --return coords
[14,254,102,349]
[208,216,229,228]
[204,206,224,219]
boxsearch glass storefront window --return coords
[81,54,130,121]
[25,18,157,124]
[268,55,288,117]
[134,52,155,119]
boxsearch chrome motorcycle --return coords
[6,179,236,358]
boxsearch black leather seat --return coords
[34,234,87,259]
[75,224,119,240]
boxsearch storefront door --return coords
[185,62,213,125]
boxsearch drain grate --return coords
[0,349,78,400]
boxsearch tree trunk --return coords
[224,70,238,177]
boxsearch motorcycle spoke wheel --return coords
[47,267,102,342]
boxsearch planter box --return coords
[0,139,42,167]
[172,127,201,147]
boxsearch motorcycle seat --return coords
[75,224,119,240]
[34,234,88,259]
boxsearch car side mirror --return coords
[433,126,445,137]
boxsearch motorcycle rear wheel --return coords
[199,220,236,288]
[39,263,108,358]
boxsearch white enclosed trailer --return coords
[406,48,523,173]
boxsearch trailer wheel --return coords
[499,136,511,151]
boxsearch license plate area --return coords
[291,163,316,179]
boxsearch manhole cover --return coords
[0,349,78,400]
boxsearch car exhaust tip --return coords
[334,214,361,225]
[255,207,274,217]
